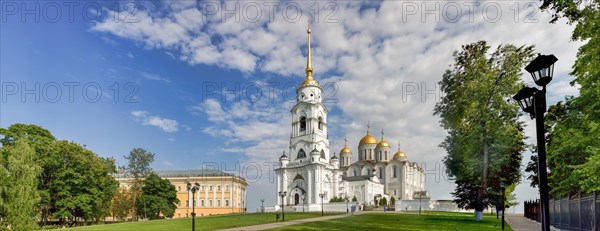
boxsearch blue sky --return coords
[0,0,584,212]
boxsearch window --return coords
[201,200,205,206]
[318,117,323,130]
[379,167,383,179]
[209,200,213,206]
[209,186,213,191]
[178,201,181,206]
[226,200,229,207]
[297,149,306,158]
[217,200,221,207]
[186,200,189,207]
[367,169,371,175]
[320,150,325,159]
[353,170,357,176]
[393,165,398,178]
[178,186,181,192]
[300,117,306,131]
[218,186,221,191]
[226,185,229,191]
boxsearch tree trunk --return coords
[477,121,489,221]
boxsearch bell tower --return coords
[289,20,330,163]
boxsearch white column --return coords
[221,185,224,207]
[230,182,233,208]
[282,170,288,205]
[276,172,281,205]
[307,170,312,204]
[204,185,208,206]
[213,185,216,207]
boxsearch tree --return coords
[0,124,56,225]
[379,197,387,207]
[389,196,396,207]
[524,154,539,188]
[434,41,534,220]
[110,188,133,221]
[124,148,155,220]
[540,0,600,196]
[49,141,117,225]
[0,139,41,230]
[351,195,357,202]
[137,173,178,219]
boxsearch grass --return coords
[51,212,337,231]
[267,211,513,231]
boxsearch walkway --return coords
[505,214,561,231]
[215,213,354,231]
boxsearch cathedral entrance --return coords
[294,193,300,205]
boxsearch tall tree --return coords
[0,139,41,230]
[49,141,117,225]
[137,173,178,219]
[434,41,533,220]
[124,148,155,220]
[0,123,56,225]
[110,188,133,221]
[540,0,600,196]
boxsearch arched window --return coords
[298,149,306,158]
[320,149,325,159]
[379,167,383,179]
[300,117,307,131]
[367,169,371,175]
[318,117,323,130]
[393,165,398,178]
[353,170,357,176]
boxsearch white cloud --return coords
[131,110,179,133]
[127,52,134,58]
[139,71,171,83]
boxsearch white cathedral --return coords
[274,25,427,209]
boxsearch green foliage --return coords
[328,196,345,203]
[389,197,395,206]
[539,1,600,196]
[379,197,387,206]
[434,41,534,211]
[124,148,155,220]
[110,188,133,221]
[351,195,357,202]
[0,139,41,230]
[137,173,178,219]
[49,141,118,223]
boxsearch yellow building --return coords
[116,170,248,218]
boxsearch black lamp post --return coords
[319,193,325,216]
[345,195,350,214]
[187,182,200,231]
[278,191,287,221]
[260,199,265,213]
[500,182,506,230]
[513,53,557,231]
[302,193,306,212]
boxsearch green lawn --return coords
[50,212,337,231]
[267,211,513,231]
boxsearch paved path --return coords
[505,214,561,231]
[216,213,354,231]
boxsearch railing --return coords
[524,192,599,231]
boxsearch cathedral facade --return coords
[274,25,426,209]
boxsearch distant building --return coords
[116,169,248,218]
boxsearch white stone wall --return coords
[395,199,472,212]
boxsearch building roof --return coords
[114,169,235,179]
[342,175,374,182]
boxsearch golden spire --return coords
[344,136,348,146]
[298,19,319,89]
[305,19,313,77]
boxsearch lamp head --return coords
[525,54,557,87]
[513,86,538,118]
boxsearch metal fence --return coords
[525,192,599,231]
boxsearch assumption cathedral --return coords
[274,24,427,209]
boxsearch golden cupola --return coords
[340,136,352,155]
[359,122,378,145]
[393,142,407,160]
[377,129,390,148]
[299,19,320,89]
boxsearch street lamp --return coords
[345,195,350,213]
[278,191,287,221]
[187,182,200,231]
[319,193,325,216]
[260,199,265,213]
[513,53,557,231]
[302,193,306,212]
[500,182,506,230]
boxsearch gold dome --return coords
[393,150,406,160]
[340,146,352,154]
[299,77,320,88]
[377,129,390,148]
[359,132,378,145]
